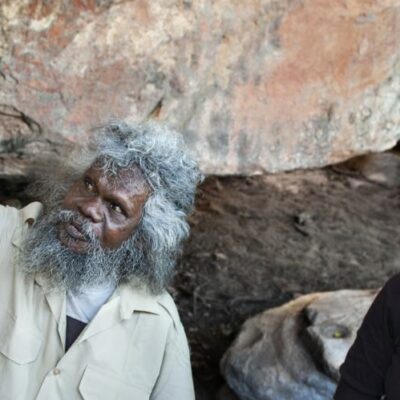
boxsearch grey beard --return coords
[19,208,138,294]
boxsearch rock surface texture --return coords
[220,289,377,400]
[0,0,399,177]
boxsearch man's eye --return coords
[110,203,123,214]
[84,177,94,191]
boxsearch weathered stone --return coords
[305,289,377,381]
[0,1,399,176]
[220,289,377,400]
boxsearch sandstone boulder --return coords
[0,1,399,177]
[220,289,377,400]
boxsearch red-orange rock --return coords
[0,0,398,176]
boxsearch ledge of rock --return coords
[0,0,399,177]
[220,289,378,400]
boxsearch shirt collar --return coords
[117,283,161,320]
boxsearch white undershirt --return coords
[66,284,116,324]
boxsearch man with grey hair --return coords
[0,121,202,399]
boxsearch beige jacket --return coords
[0,203,195,400]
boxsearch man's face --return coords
[59,165,150,253]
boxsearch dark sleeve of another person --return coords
[334,277,397,400]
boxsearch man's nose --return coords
[78,199,102,223]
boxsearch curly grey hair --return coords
[22,120,203,294]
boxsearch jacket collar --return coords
[117,283,161,320]
[35,277,161,315]
[34,277,162,346]
[74,284,161,344]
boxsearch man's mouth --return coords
[65,221,87,241]
[58,217,90,254]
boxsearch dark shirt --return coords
[65,316,87,352]
[335,273,400,400]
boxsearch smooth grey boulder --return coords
[221,289,377,400]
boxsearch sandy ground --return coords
[173,154,400,399]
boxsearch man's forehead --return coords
[86,164,150,195]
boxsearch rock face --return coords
[0,1,399,177]
[220,289,377,400]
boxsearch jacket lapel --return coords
[35,275,67,349]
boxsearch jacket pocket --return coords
[79,365,151,400]
[0,309,42,364]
